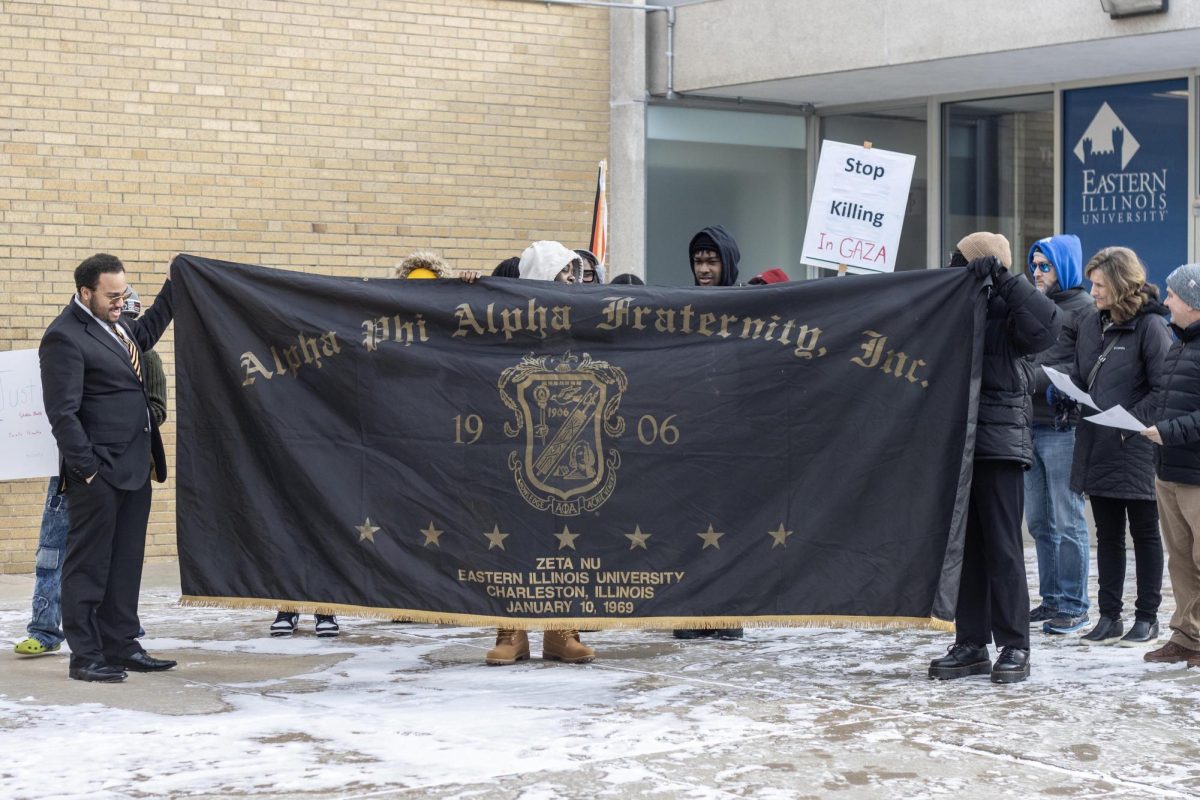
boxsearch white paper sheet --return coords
[1041,366,1100,410]
[1083,404,1147,433]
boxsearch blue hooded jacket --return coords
[1027,234,1083,292]
[1025,233,1095,426]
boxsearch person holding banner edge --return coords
[928,232,1060,684]
[15,287,168,659]
[39,254,178,682]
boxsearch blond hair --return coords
[393,250,448,279]
[1085,247,1148,324]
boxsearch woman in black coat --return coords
[1070,247,1172,646]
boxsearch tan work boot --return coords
[543,629,595,663]
[485,629,530,666]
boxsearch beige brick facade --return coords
[0,0,611,573]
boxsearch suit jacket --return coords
[40,279,175,491]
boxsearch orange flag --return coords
[589,160,607,269]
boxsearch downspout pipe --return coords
[515,0,676,97]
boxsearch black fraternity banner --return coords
[173,256,986,630]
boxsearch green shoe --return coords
[14,637,61,657]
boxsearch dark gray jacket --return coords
[1070,292,1171,500]
[1154,320,1200,485]
[976,270,1062,465]
[1028,285,1095,427]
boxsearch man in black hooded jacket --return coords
[928,232,1060,685]
[687,225,740,287]
[674,225,744,641]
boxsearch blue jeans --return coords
[27,478,68,648]
[1024,425,1090,616]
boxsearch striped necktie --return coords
[110,323,142,382]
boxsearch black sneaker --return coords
[928,642,991,680]
[1029,605,1058,627]
[270,612,298,637]
[672,629,714,640]
[1079,616,1123,646]
[991,647,1030,684]
[314,615,340,638]
[1043,612,1090,635]
[1117,620,1159,647]
[714,628,744,640]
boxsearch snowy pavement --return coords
[2,551,1200,800]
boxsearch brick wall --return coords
[0,0,610,573]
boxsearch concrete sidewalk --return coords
[3,555,1200,799]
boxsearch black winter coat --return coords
[976,269,1062,465]
[1027,285,1095,427]
[1070,294,1172,500]
[1154,319,1200,485]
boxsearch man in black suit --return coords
[40,253,177,682]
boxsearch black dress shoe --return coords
[928,642,991,680]
[69,662,127,683]
[991,646,1030,684]
[1118,620,1160,647]
[110,651,177,672]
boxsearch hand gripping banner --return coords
[173,256,986,631]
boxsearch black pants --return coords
[955,460,1029,650]
[1090,495,1162,623]
[62,475,152,668]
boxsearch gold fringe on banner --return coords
[179,596,956,633]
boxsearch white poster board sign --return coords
[800,140,916,274]
[0,348,59,480]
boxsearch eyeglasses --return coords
[1032,262,1054,273]
[90,288,132,303]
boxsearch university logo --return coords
[1073,101,1140,170]
[1071,97,1167,228]
[498,352,626,516]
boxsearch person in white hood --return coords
[518,240,581,283]
[485,240,596,667]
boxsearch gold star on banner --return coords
[356,518,380,543]
[697,524,724,550]
[625,525,651,550]
[420,521,444,548]
[768,523,794,549]
[554,525,580,550]
[484,525,509,551]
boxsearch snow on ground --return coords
[2,546,1200,799]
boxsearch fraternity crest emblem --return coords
[498,352,626,515]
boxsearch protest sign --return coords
[0,348,58,481]
[801,141,916,274]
